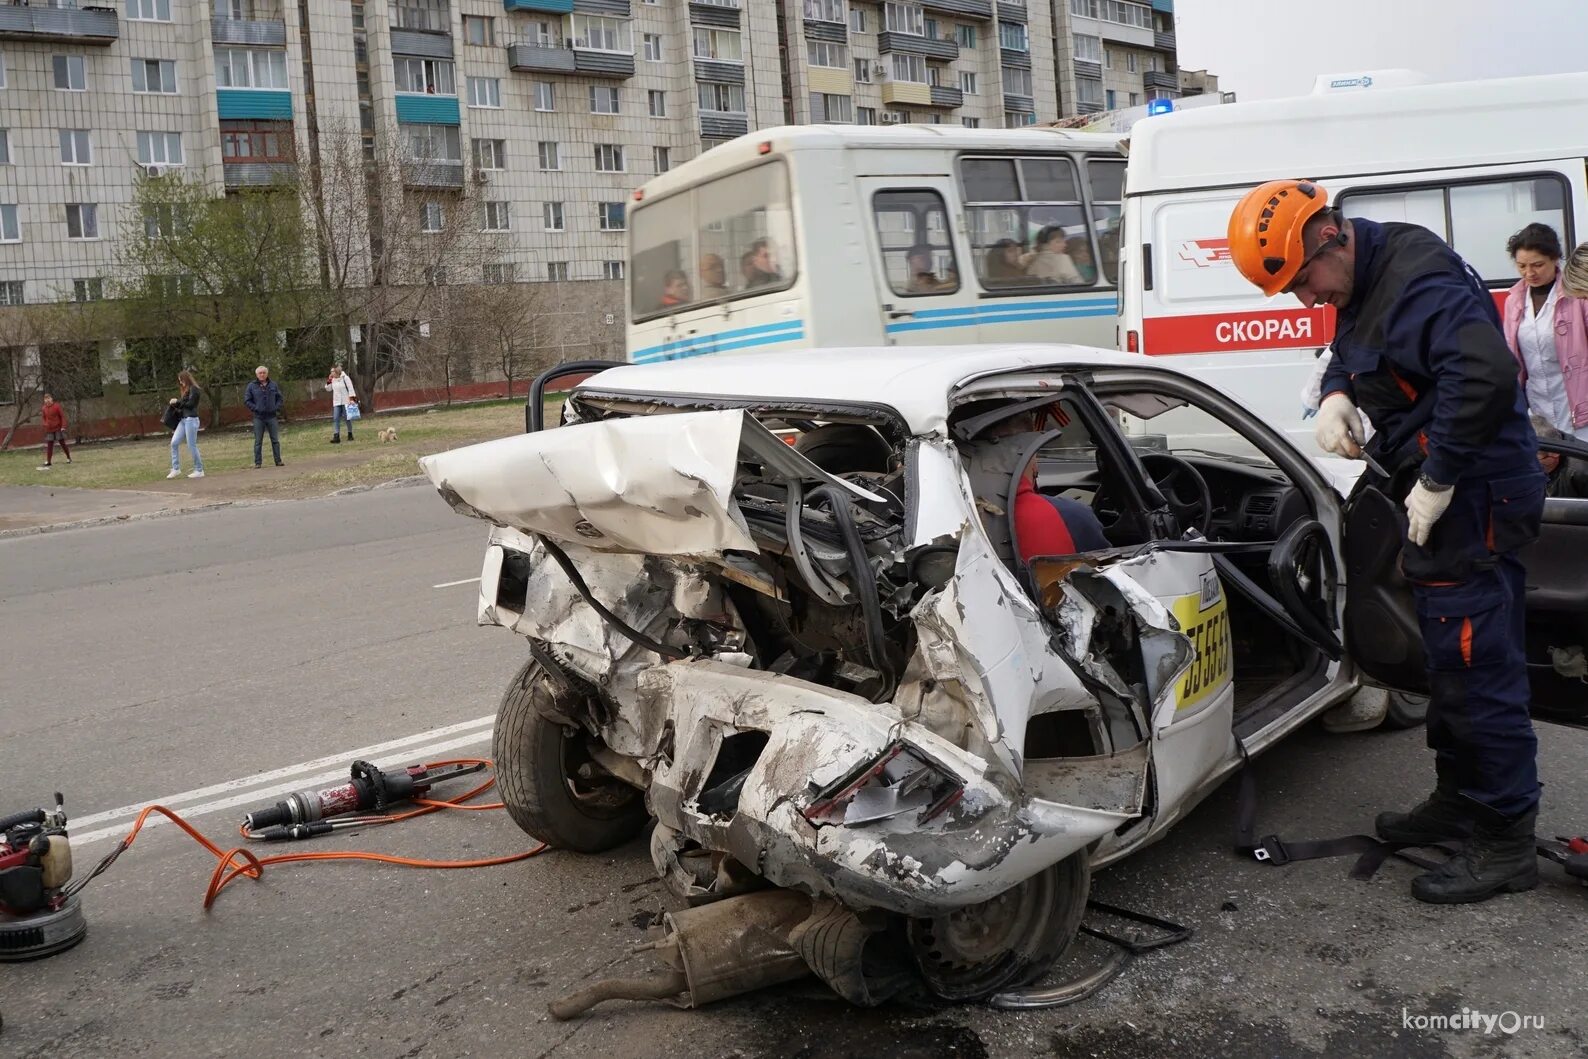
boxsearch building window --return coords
[463,15,495,46]
[1074,33,1101,62]
[654,145,671,172]
[53,55,87,91]
[137,131,184,166]
[643,33,662,61]
[1128,91,1138,105]
[1147,53,1158,72]
[215,48,288,89]
[1105,48,1113,69]
[472,138,506,170]
[543,201,564,231]
[0,131,7,166]
[603,260,625,280]
[533,81,555,111]
[955,24,976,47]
[998,21,1028,50]
[1105,88,1115,109]
[810,93,853,123]
[538,141,561,170]
[422,266,447,285]
[221,121,290,162]
[648,89,666,117]
[853,57,871,83]
[693,0,741,6]
[467,77,500,108]
[131,58,178,93]
[547,261,569,281]
[1002,65,1033,96]
[128,0,172,21]
[598,201,626,231]
[885,108,909,123]
[804,0,845,23]
[1004,111,1034,127]
[392,0,449,32]
[0,281,23,306]
[0,204,18,243]
[849,6,866,31]
[884,3,923,35]
[394,57,455,95]
[1075,77,1102,106]
[529,19,556,46]
[1148,88,1177,102]
[959,70,977,94]
[72,278,104,303]
[143,204,180,238]
[697,82,745,112]
[891,53,926,83]
[571,14,632,53]
[692,28,743,62]
[483,263,515,284]
[482,201,510,231]
[590,84,621,114]
[66,203,98,240]
[960,116,980,128]
[856,106,876,125]
[404,123,461,161]
[1069,0,1151,29]
[58,130,91,166]
[594,144,625,172]
[807,40,847,68]
[1126,52,1137,73]
[420,202,444,233]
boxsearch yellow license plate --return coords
[1172,589,1231,712]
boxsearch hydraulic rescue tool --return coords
[0,794,87,962]
[241,760,486,839]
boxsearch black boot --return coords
[1375,774,1474,846]
[1410,805,1539,905]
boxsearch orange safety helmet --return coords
[1227,179,1333,297]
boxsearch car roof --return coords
[576,345,1160,435]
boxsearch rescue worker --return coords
[1228,180,1546,905]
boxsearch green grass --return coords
[0,399,544,492]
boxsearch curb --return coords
[329,474,430,497]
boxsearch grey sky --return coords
[1175,0,1588,101]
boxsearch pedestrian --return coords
[1228,180,1546,905]
[324,365,357,444]
[166,371,205,479]
[36,393,71,471]
[1563,239,1588,298]
[1501,222,1588,441]
[244,364,285,468]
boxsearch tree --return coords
[445,278,551,399]
[0,317,43,450]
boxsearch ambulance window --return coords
[959,154,1092,292]
[1338,187,1446,236]
[873,189,961,298]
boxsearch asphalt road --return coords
[2,485,1585,1059]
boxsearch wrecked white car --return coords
[421,345,1588,1009]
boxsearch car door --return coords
[1342,471,1588,731]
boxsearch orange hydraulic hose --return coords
[102,758,546,909]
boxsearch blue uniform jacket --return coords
[1321,218,1536,484]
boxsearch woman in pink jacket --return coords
[1502,223,1588,441]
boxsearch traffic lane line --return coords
[68,714,495,844]
[432,577,481,589]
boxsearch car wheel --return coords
[1380,690,1429,730]
[493,658,648,853]
[904,854,1090,1002]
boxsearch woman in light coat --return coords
[1023,225,1085,285]
[1501,223,1588,441]
[325,365,358,443]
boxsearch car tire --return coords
[905,853,1090,1002]
[793,424,892,475]
[493,657,648,853]
[1380,690,1430,730]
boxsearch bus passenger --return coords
[659,270,692,309]
[698,254,730,299]
[742,238,784,288]
[984,239,1029,284]
[906,246,952,293]
[1025,226,1085,285]
[1067,236,1097,284]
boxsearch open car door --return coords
[1342,477,1588,731]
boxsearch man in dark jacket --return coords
[1229,180,1546,905]
[244,364,285,468]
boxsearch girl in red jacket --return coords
[38,393,71,470]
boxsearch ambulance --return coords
[1118,70,1588,452]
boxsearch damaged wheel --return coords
[494,658,648,853]
[905,854,1090,1002]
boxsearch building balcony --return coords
[1075,99,1104,114]
[575,0,630,14]
[688,2,740,28]
[1072,58,1101,80]
[212,16,286,46]
[216,88,293,120]
[1153,29,1176,52]
[877,32,958,61]
[394,94,461,124]
[1002,91,1034,112]
[0,3,117,45]
[503,0,573,12]
[881,81,931,107]
[922,0,992,21]
[694,59,744,84]
[927,84,963,108]
[1000,46,1031,69]
[507,41,577,73]
[1144,69,1178,90]
[573,49,634,78]
[803,18,846,44]
[390,27,453,58]
[403,160,465,188]
[1096,19,1152,47]
[699,112,747,139]
[224,161,297,188]
[995,0,1026,22]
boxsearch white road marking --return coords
[69,714,496,848]
[432,577,481,589]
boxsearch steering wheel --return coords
[1093,453,1213,539]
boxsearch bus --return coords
[625,124,1128,364]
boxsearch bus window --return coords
[1087,158,1124,283]
[873,189,960,296]
[960,155,1090,292]
[629,160,797,321]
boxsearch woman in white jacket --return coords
[325,365,358,443]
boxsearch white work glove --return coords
[1404,479,1454,547]
[1314,393,1366,458]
